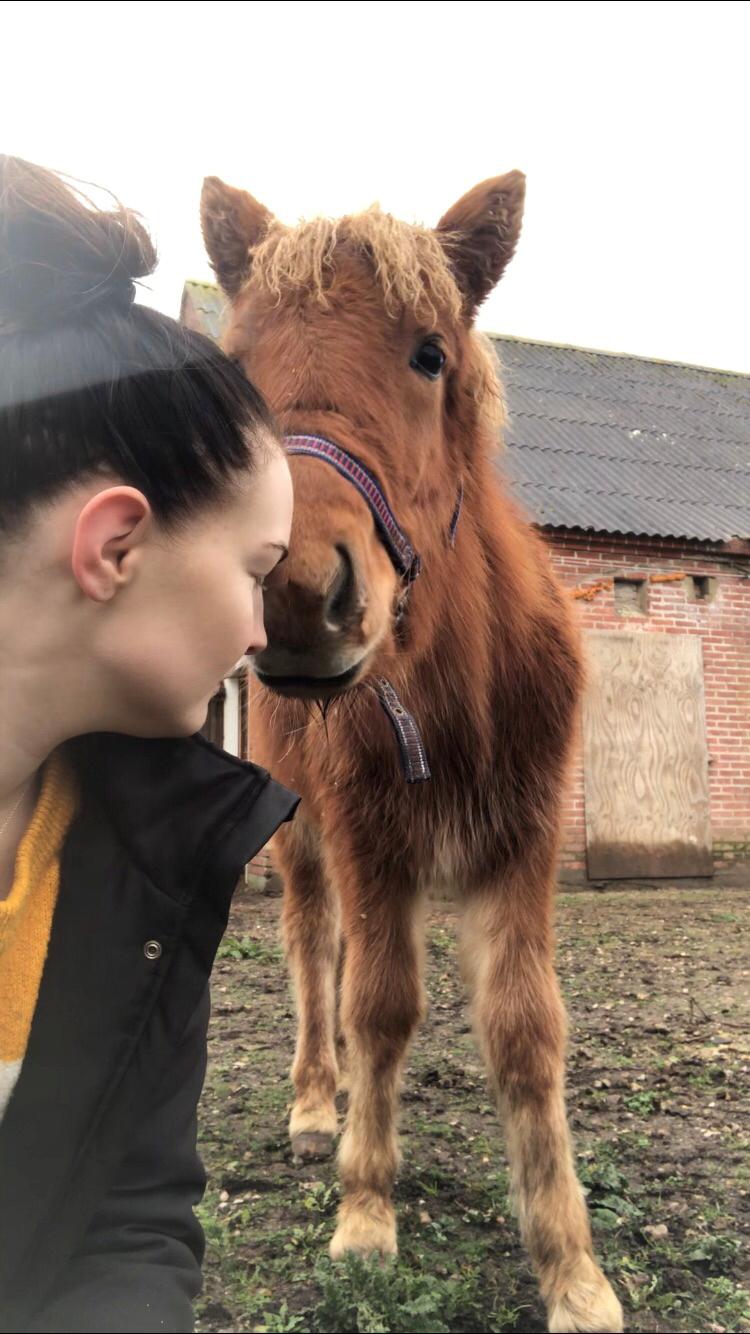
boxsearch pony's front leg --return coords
[330,883,424,1258]
[463,863,623,1334]
[278,822,341,1160]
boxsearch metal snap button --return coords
[144,940,162,961]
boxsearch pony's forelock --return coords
[249,206,463,324]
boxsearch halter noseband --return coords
[283,432,462,785]
[285,434,422,584]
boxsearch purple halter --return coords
[284,432,463,784]
[285,434,422,584]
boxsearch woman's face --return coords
[98,448,293,738]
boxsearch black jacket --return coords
[0,732,298,1334]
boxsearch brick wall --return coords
[545,530,750,882]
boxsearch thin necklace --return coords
[0,783,30,842]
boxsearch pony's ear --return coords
[200,176,273,298]
[437,172,525,316]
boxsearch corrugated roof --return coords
[496,337,750,542]
[179,280,750,543]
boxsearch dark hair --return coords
[0,156,276,537]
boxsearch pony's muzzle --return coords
[254,545,370,698]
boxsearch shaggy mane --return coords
[250,206,463,323]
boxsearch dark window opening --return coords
[614,577,648,616]
[688,574,717,603]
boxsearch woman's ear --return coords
[71,487,152,602]
[200,176,274,298]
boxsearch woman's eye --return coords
[410,340,446,381]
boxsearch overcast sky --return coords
[5,0,748,371]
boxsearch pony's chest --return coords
[417,831,467,900]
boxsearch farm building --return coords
[182,280,750,887]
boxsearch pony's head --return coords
[201,174,525,697]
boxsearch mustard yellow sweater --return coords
[0,754,77,1122]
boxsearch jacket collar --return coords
[66,731,293,904]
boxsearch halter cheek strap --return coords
[370,677,431,783]
[449,481,464,548]
[283,432,461,784]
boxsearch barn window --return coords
[614,577,648,616]
[687,575,717,603]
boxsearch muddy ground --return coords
[196,887,750,1334]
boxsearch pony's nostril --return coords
[325,545,358,629]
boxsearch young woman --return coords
[0,157,297,1333]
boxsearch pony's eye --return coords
[410,340,446,381]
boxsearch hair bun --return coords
[0,155,157,334]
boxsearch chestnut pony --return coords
[201,174,622,1333]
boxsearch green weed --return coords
[217,935,282,964]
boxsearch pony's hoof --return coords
[330,1197,397,1259]
[289,1098,337,1156]
[291,1131,335,1162]
[547,1256,623,1332]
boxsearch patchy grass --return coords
[216,934,282,965]
[197,888,750,1333]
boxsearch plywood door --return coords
[582,631,712,878]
